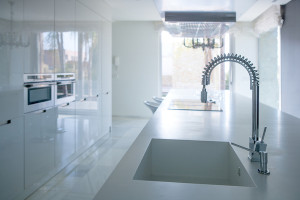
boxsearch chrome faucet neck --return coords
[201,53,264,162]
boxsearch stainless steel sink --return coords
[134,139,255,187]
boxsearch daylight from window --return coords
[161,31,230,96]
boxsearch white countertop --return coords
[94,89,300,200]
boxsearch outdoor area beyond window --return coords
[161,31,230,96]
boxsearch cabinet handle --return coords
[106,92,109,94]
[0,120,11,127]
[33,109,47,114]
[96,94,99,98]
[61,103,70,107]
[80,98,87,102]
[24,84,33,88]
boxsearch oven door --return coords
[55,81,75,106]
[24,83,55,113]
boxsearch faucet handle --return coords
[255,127,268,153]
[261,127,267,143]
[231,142,270,175]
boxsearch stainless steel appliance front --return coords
[54,73,75,106]
[24,74,55,113]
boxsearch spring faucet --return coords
[201,54,265,162]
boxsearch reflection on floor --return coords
[26,116,149,200]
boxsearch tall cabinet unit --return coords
[54,0,76,168]
[75,1,102,153]
[0,0,112,199]
[23,0,56,189]
[0,0,25,199]
[101,21,112,135]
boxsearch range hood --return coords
[163,11,236,37]
[165,11,236,22]
[153,0,236,38]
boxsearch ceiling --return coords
[106,0,291,22]
[0,0,292,22]
[104,0,161,21]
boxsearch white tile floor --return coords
[26,116,149,200]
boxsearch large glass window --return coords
[161,31,230,96]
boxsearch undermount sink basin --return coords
[134,139,255,187]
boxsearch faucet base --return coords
[258,169,270,175]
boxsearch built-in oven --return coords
[54,73,75,106]
[24,74,55,113]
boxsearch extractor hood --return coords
[153,0,236,37]
[163,11,236,37]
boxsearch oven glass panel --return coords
[28,87,52,105]
[57,84,73,99]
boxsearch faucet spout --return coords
[252,81,259,141]
[201,85,207,103]
[201,53,262,162]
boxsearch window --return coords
[161,31,230,96]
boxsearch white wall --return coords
[281,0,300,118]
[112,21,160,118]
[231,23,258,99]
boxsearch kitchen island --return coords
[94,89,300,200]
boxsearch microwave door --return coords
[55,81,75,106]
[24,83,55,113]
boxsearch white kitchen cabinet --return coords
[101,21,112,93]
[101,21,112,135]
[25,108,56,189]
[75,96,101,152]
[89,95,102,142]
[23,0,55,74]
[0,0,24,120]
[75,1,102,99]
[0,117,24,200]
[55,101,76,167]
[75,2,103,153]
[55,0,76,74]
[101,91,112,135]
[75,99,90,152]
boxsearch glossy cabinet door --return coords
[54,0,76,73]
[88,95,102,142]
[55,101,76,167]
[75,99,89,152]
[23,0,55,74]
[101,21,112,135]
[101,21,112,93]
[75,98,101,152]
[0,0,24,120]
[25,108,56,189]
[75,2,102,153]
[0,117,24,200]
[75,1,101,99]
[101,91,112,135]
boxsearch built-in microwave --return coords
[54,73,75,106]
[24,74,55,113]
